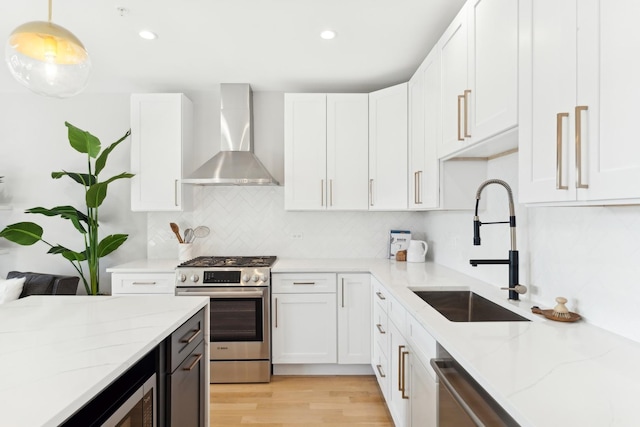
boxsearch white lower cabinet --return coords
[371,276,438,427]
[271,292,337,364]
[337,274,371,364]
[272,272,371,367]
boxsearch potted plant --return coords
[0,122,134,295]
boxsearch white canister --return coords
[178,243,194,261]
[407,240,428,263]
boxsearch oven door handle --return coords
[176,290,265,298]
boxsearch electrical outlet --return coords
[291,232,303,240]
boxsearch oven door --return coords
[176,287,270,360]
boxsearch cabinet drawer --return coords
[407,313,437,378]
[169,308,206,372]
[272,273,336,293]
[371,277,388,312]
[111,273,175,295]
[372,299,389,357]
[372,341,389,401]
[387,292,407,334]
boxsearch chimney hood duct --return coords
[183,83,279,185]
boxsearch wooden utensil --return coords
[170,222,184,243]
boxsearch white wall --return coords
[425,153,640,343]
[0,93,147,294]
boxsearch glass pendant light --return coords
[5,0,91,98]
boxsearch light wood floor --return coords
[210,375,394,426]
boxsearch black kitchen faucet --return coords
[469,179,526,300]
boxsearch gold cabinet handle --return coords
[180,329,202,344]
[274,297,278,328]
[457,95,464,141]
[174,179,179,206]
[376,364,386,378]
[414,172,419,204]
[575,106,589,189]
[416,171,423,205]
[376,324,386,334]
[183,353,203,371]
[320,179,324,206]
[401,349,409,399]
[132,281,157,285]
[464,89,471,138]
[369,179,374,206]
[398,345,405,391]
[341,277,345,308]
[330,179,333,206]
[375,291,386,300]
[556,112,569,190]
[293,281,315,285]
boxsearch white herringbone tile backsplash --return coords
[147,186,426,259]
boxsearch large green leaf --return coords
[47,245,87,262]
[0,222,43,245]
[51,171,97,186]
[97,234,128,257]
[86,173,135,208]
[26,206,88,234]
[95,129,131,175]
[65,122,101,158]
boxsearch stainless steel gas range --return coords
[175,256,277,384]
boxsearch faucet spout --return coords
[471,179,522,300]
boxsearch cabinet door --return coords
[130,93,192,211]
[408,354,437,427]
[409,49,441,210]
[467,0,518,142]
[439,6,470,158]
[387,321,409,427]
[519,0,578,203]
[578,0,640,201]
[337,274,371,364]
[284,94,327,210]
[408,63,426,210]
[169,339,206,427]
[272,293,337,364]
[326,94,369,210]
[369,83,408,211]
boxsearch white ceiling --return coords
[1,0,466,94]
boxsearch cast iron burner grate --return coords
[178,256,277,268]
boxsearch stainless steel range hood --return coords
[182,84,279,185]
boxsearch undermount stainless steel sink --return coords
[413,290,530,322]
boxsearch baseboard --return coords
[273,364,374,376]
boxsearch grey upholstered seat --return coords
[6,271,79,298]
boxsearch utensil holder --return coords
[178,243,194,261]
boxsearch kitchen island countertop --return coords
[273,258,640,427]
[0,295,208,427]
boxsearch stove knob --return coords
[190,274,200,283]
[242,274,250,283]
[252,274,260,282]
[177,274,187,282]
[257,274,266,282]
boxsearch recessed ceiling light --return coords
[139,30,158,40]
[320,30,336,40]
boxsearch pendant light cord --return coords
[48,0,52,22]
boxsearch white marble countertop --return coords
[0,295,209,427]
[106,258,180,273]
[273,258,640,427]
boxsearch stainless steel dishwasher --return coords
[430,345,520,427]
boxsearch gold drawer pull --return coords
[183,353,203,371]
[376,324,386,334]
[180,329,202,344]
[556,112,569,190]
[575,105,589,189]
[376,364,386,378]
[376,291,386,300]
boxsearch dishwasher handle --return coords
[430,358,486,427]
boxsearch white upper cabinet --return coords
[130,93,193,211]
[439,0,518,159]
[284,93,369,211]
[519,0,640,205]
[369,83,408,211]
[409,49,441,210]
